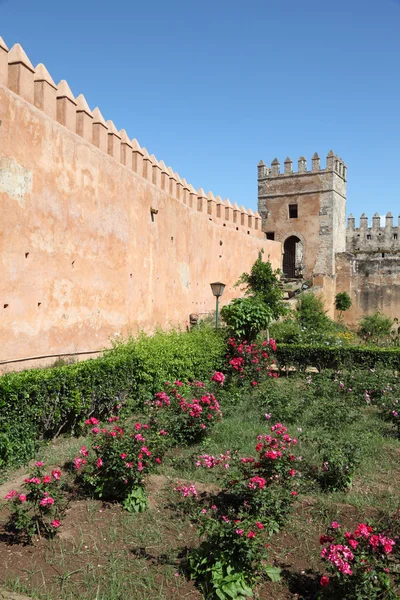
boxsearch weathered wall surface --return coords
[258,153,346,279]
[346,213,400,253]
[0,42,281,367]
[335,252,400,326]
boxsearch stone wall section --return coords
[0,37,282,367]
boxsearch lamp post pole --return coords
[210,282,226,331]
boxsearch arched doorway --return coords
[283,236,304,279]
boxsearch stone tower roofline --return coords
[0,35,263,237]
[346,212,400,253]
[258,151,347,181]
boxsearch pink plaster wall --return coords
[0,84,281,367]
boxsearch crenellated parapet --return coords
[258,151,347,181]
[346,213,400,253]
[0,36,263,239]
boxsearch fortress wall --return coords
[0,41,281,366]
[335,252,400,327]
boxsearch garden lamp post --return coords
[210,282,226,330]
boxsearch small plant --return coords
[5,462,67,542]
[318,521,397,599]
[221,297,272,341]
[123,486,149,513]
[316,440,360,492]
[296,292,333,332]
[335,292,352,321]
[188,511,280,599]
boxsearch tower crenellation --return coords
[257,151,347,181]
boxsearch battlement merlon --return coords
[0,35,264,239]
[257,151,347,182]
[347,213,400,233]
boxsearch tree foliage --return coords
[235,252,287,320]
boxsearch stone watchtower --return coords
[257,151,347,280]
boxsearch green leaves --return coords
[123,486,149,513]
[221,298,272,341]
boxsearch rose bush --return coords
[147,380,222,445]
[5,462,67,542]
[318,521,397,599]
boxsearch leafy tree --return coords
[220,297,272,341]
[335,292,352,321]
[235,251,287,320]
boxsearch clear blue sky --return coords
[1,0,399,223]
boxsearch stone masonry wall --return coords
[0,38,281,368]
[335,252,400,327]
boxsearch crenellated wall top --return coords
[258,151,347,181]
[0,36,264,238]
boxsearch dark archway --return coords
[283,236,303,279]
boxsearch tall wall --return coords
[335,213,400,326]
[0,39,281,367]
[258,152,347,278]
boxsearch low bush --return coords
[73,417,167,504]
[0,327,226,469]
[5,462,68,542]
[147,380,223,445]
[225,337,277,387]
[273,344,400,372]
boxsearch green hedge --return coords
[0,327,226,469]
[274,344,400,372]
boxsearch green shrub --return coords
[358,312,393,344]
[0,327,226,469]
[221,297,272,341]
[273,344,400,372]
[295,292,333,332]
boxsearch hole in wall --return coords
[4,304,8,308]
[236,227,239,230]
[25,252,29,258]
[38,302,41,307]
[219,241,223,246]
[171,237,174,242]
[247,231,250,234]
[223,223,226,227]
[72,261,75,268]
[130,274,133,278]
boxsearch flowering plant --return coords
[5,462,67,542]
[225,337,278,386]
[148,381,222,445]
[188,508,280,599]
[318,521,398,599]
[195,423,299,534]
[74,419,165,502]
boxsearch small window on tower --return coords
[288,204,298,219]
[266,232,275,240]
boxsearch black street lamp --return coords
[210,282,226,330]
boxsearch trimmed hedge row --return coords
[274,344,400,372]
[0,328,226,468]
